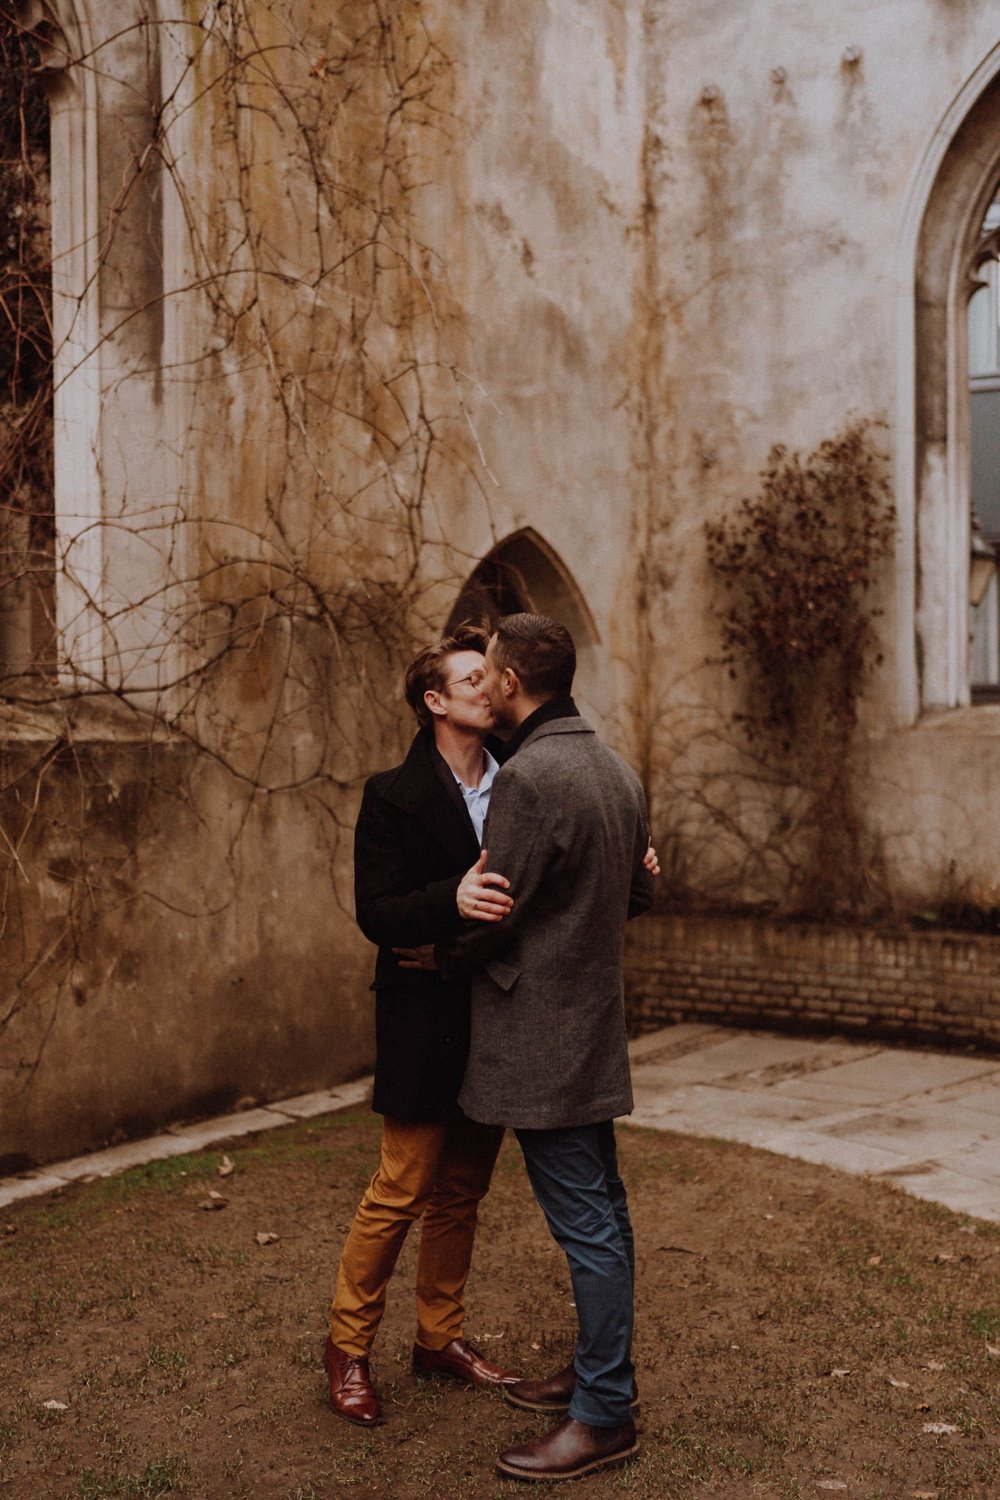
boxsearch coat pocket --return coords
[483,957,521,993]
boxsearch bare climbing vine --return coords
[697,420,896,915]
[0,1,502,1137]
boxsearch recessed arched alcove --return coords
[445,528,604,720]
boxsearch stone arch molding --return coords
[446,528,605,720]
[899,42,1000,716]
[447,528,599,644]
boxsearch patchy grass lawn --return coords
[1,1109,999,1499]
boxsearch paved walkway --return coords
[4,1024,1000,1221]
[629,1023,1000,1222]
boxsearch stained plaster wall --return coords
[633,2,1000,905]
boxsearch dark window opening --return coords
[0,13,54,686]
[445,556,531,637]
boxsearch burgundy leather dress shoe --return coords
[496,1415,639,1481]
[505,1361,640,1414]
[324,1335,382,1426]
[412,1336,519,1388]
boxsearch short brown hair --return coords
[404,628,487,727]
[492,613,576,699]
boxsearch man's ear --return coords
[423,688,446,719]
[501,667,518,700]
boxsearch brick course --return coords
[625,913,1000,1049]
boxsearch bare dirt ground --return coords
[1,1107,998,1500]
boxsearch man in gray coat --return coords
[438,613,654,1483]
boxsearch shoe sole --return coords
[495,1440,640,1482]
[413,1364,518,1390]
[503,1392,641,1415]
[412,1364,469,1384]
[326,1398,383,1427]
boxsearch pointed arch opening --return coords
[446,528,603,717]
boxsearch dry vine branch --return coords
[703,420,896,915]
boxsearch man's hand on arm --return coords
[391,851,513,971]
[456,848,514,922]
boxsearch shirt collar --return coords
[453,744,499,793]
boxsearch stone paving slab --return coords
[816,1106,1000,1157]
[54,1134,200,1182]
[627,1023,729,1063]
[0,1173,68,1208]
[780,1049,997,1099]
[274,1081,371,1118]
[869,1163,1000,1220]
[635,1032,831,1084]
[931,1079,1000,1116]
[171,1107,291,1150]
[629,1081,868,1133]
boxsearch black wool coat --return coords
[354,728,485,1120]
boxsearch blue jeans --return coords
[514,1120,635,1427]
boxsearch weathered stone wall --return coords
[627,913,1000,1051]
[0,703,374,1171]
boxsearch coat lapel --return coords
[383,730,481,865]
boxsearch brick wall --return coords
[625,913,1000,1050]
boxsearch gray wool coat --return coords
[438,715,654,1130]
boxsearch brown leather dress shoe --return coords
[412,1337,519,1388]
[324,1335,382,1426]
[505,1361,640,1414]
[496,1415,639,1481]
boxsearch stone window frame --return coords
[9,0,191,704]
[900,42,1000,720]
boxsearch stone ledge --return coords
[0,1076,373,1211]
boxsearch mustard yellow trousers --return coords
[329,1114,504,1357]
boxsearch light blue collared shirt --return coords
[453,747,500,845]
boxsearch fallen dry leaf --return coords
[816,1482,848,1492]
[217,1154,235,1178]
[3,1223,14,1235]
[985,1343,1000,1359]
[888,1377,911,1388]
[867,1254,882,1267]
[41,1400,68,1411]
[209,1312,227,1321]
[921,1359,946,1371]
[916,1402,931,1411]
[922,1422,958,1435]
[198,1191,228,1212]
[933,1252,957,1264]
[255,1231,279,1246]
[911,1491,939,1498]
[829,1368,851,1379]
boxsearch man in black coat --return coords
[324,635,519,1425]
